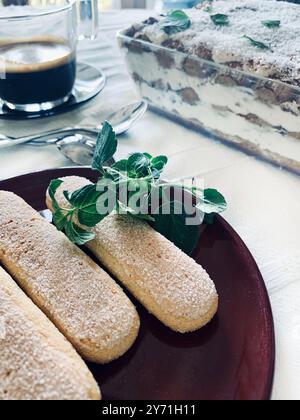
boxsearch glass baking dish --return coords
[117,29,300,175]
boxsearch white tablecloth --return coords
[0,10,300,401]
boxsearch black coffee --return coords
[0,38,76,106]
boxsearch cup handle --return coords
[76,0,99,41]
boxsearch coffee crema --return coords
[0,37,76,107]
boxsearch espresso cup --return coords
[0,0,99,112]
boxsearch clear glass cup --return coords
[0,0,99,112]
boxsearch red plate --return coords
[0,167,275,400]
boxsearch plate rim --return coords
[214,215,275,401]
[0,166,276,400]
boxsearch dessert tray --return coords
[118,0,300,174]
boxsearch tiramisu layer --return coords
[126,1,300,88]
[118,1,300,173]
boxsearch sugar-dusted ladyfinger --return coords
[47,177,218,333]
[0,191,140,364]
[0,266,100,400]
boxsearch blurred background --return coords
[104,0,300,9]
[2,0,300,10]
[105,0,300,9]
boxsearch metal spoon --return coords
[56,135,97,166]
[0,100,148,149]
[0,131,108,165]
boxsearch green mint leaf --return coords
[49,179,69,232]
[66,184,106,228]
[65,184,97,207]
[210,14,229,26]
[49,179,64,211]
[65,221,95,246]
[127,153,152,178]
[77,208,106,228]
[105,160,128,183]
[52,210,68,231]
[108,154,168,181]
[262,20,280,29]
[63,190,72,203]
[143,153,153,160]
[197,189,227,214]
[159,9,191,35]
[243,35,272,51]
[151,155,168,173]
[92,121,117,172]
[111,159,128,172]
[152,200,202,255]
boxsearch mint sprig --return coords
[243,35,272,51]
[159,10,191,35]
[50,122,227,254]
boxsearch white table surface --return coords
[0,10,300,401]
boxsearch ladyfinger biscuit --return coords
[0,191,140,364]
[47,177,218,333]
[0,266,100,400]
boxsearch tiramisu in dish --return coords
[118,0,300,173]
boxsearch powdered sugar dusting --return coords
[0,191,139,359]
[94,213,217,321]
[0,267,100,400]
[132,0,300,85]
